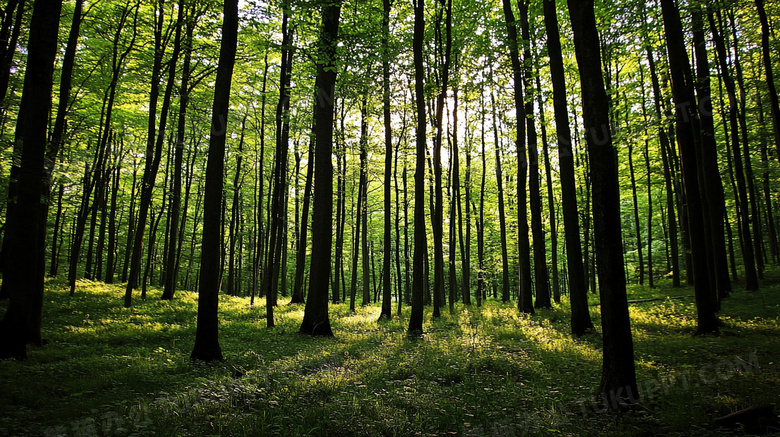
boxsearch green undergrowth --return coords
[1,273,779,436]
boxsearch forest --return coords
[0,0,779,434]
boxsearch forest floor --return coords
[1,271,779,436]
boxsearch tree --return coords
[191,0,239,362]
[300,0,342,337]
[125,0,182,306]
[567,0,638,399]
[754,0,780,158]
[660,0,720,335]
[499,0,531,311]
[408,0,426,336]
[162,0,194,300]
[0,0,63,360]
[543,0,592,335]
[378,0,393,320]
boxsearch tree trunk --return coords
[709,7,759,292]
[291,117,315,304]
[360,98,371,307]
[543,0,591,334]
[567,0,638,398]
[491,90,512,305]
[518,1,550,309]
[754,0,780,158]
[126,1,182,307]
[379,0,394,320]
[645,45,680,287]
[191,0,238,362]
[660,0,720,334]
[263,2,294,327]
[300,0,341,337]
[163,5,195,300]
[0,0,62,360]
[499,0,531,311]
[408,0,427,336]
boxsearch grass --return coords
[1,272,779,436]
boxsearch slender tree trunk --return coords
[163,5,195,300]
[692,8,731,303]
[264,3,294,327]
[544,0,591,333]
[639,69,654,288]
[408,0,427,336]
[191,0,238,362]
[379,0,394,320]
[491,91,512,305]
[360,98,371,307]
[476,92,487,307]
[754,0,780,157]
[0,0,25,105]
[300,0,341,337]
[567,0,638,398]
[645,44,681,287]
[709,8,759,292]
[333,98,344,304]
[227,116,247,296]
[519,1,550,309]
[661,0,720,334]
[726,11,764,279]
[757,89,779,263]
[462,92,473,305]
[291,117,315,304]
[126,1,182,307]
[499,0,531,311]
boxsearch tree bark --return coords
[544,0,591,333]
[0,0,62,360]
[567,0,638,397]
[300,0,341,337]
[191,0,238,362]
[408,0,427,336]
[661,0,720,334]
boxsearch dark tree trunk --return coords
[163,4,195,300]
[754,0,780,157]
[300,0,341,337]
[333,98,345,304]
[291,118,315,304]
[0,0,24,105]
[126,1,182,307]
[264,3,294,326]
[191,0,238,362]
[408,0,427,336]
[645,45,680,287]
[544,0,591,334]
[499,0,531,311]
[709,7,758,292]
[227,116,247,296]
[726,10,764,279]
[0,0,62,360]
[360,98,370,307]
[660,0,720,334]
[757,89,779,263]
[379,0,394,320]
[46,0,84,279]
[519,1,550,309]
[567,0,638,398]
[491,91,512,305]
[534,74,560,302]
[430,0,452,318]
[692,7,731,303]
